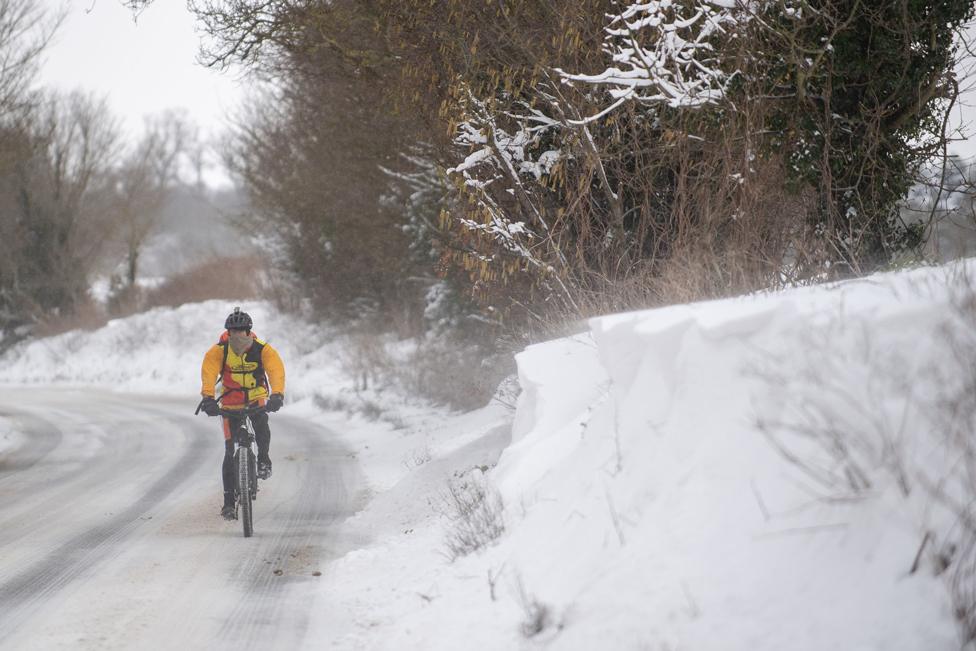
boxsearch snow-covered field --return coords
[2,262,974,649]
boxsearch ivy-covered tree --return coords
[760,0,976,272]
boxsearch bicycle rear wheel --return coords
[238,448,254,537]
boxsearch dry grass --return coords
[925,265,976,648]
[531,156,820,334]
[25,256,265,340]
[339,333,393,392]
[753,320,914,498]
[949,538,976,647]
[397,338,512,410]
[33,297,110,338]
[441,469,505,560]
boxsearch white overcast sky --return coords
[38,0,246,145]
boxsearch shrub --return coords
[397,336,514,410]
[441,469,505,560]
[33,296,109,338]
[142,255,262,309]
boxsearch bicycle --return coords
[195,399,268,538]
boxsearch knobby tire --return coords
[239,448,254,538]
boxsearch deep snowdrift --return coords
[485,266,968,649]
[310,263,972,650]
[2,263,973,649]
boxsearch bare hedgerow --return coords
[339,333,393,393]
[441,468,505,560]
[313,393,354,414]
[395,336,514,411]
[141,255,262,310]
[313,391,405,427]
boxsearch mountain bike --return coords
[196,400,267,538]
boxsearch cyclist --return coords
[199,307,286,520]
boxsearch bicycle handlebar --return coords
[216,405,267,418]
[194,398,269,418]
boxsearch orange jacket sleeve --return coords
[261,343,286,396]
[201,344,224,398]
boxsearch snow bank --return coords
[486,263,968,649]
[299,263,975,651]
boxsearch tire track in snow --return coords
[0,399,203,567]
[217,416,367,649]
[0,408,159,551]
[0,411,210,638]
[0,410,62,476]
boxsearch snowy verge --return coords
[307,262,973,651]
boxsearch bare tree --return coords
[108,111,194,301]
[0,90,120,337]
[0,0,60,122]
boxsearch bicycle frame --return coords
[219,406,260,451]
[218,404,265,537]
[194,394,269,537]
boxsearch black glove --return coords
[200,396,220,417]
[267,393,284,413]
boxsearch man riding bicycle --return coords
[199,307,286,520]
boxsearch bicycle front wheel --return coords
[238,448,254,538]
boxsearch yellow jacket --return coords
[201,331,285,407]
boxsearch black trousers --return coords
[222,411,271,495]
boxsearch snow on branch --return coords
[448,95,564,184]
[560,0,748,118]
[445,87,567,269]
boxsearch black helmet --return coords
[224,307,252,331]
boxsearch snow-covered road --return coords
[0,272,966,649]
[0,388,368,650]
